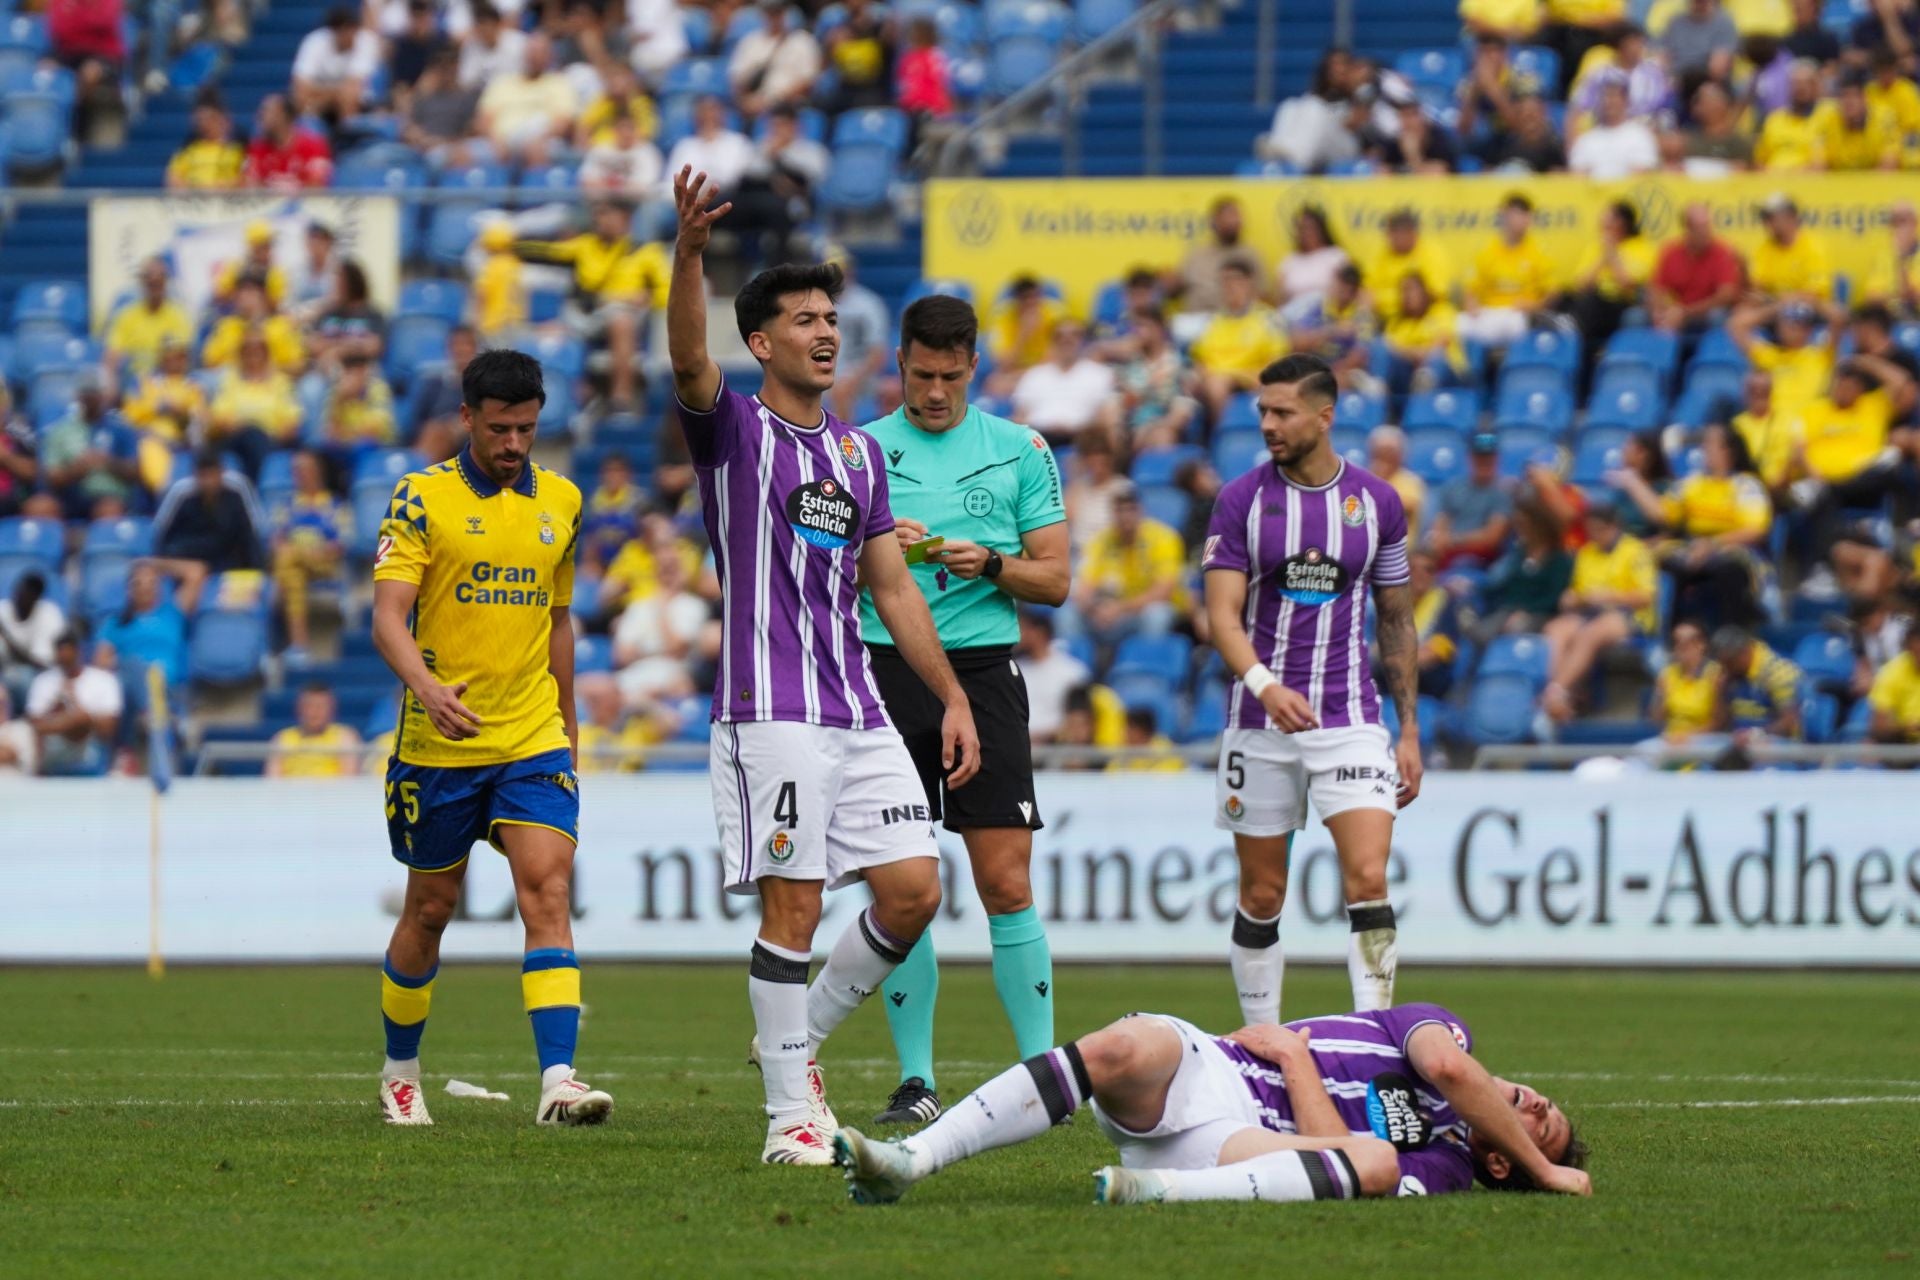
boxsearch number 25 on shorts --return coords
[386,779,421,825]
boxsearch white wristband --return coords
[1243,663,1277,697]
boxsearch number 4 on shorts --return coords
[774,781,798,827]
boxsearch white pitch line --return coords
[1519,1071,1920,1088]
[1585,1094,1920,1110]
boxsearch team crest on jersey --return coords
[1224,795,1245,821]
[767,830,795,863]
[1279,547,1350,607]
[839,434,866,470]
[786,478,861,550]
[540,526,555,544]
[1341,494,1367,527]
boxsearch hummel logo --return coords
[1034,981,1049,998]
[888,449,904,466]
[889,991,907,1007]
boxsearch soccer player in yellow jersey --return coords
[370,350,611,1128]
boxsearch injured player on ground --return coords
[834,1003,1591,1205]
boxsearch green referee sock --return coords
[988,906,1054,1059]
[882,932,941,1091]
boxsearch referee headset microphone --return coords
[897,295,981,433]
[460,349,548,486]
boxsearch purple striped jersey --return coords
[1214,1003,1478,1195]
[679,381,895,728]
[1202,460,1410,730]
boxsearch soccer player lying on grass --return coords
[835,1003,1591,1205]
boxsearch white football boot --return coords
[762,1119,835,1166]
[747,1035,838,1135]
[1092,1166,1171,1205]
[535,1073,613,1126]
[378,1075,433,1126]
[832,1127,926,1204]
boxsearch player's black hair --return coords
[1334,262,1363,288]
[1853,300,1895,333]
[1258,352,1338,405]
[733,261,844,345]
[1125,705,1158,735]
[299,680,333,698]
[899,294,978,357]
[1502,191,1534,214]
[1475,1123,1590,1193]
[461,348,547,410]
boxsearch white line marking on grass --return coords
[1522,1071,1920,1088]
[1587,1095,1920,1110]
[0,1099,374,1108]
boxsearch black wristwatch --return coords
[982,550,1004,580]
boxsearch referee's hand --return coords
[419,678,484,741]
[941,699,981,789]
[893,517,930,553]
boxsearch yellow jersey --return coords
[1664,473,1771,539]
[1571,533,1657,632]
[1572,237,1656,302]
[1384,301,1467,372]
[1732,409,1794,488]
[1081,518,1189,611]
[104,301,193,378]
[1747,231,1833,300]
[987,297,1069,368]
[215,261,288,308]
[1648,0,1787,34]
[1106,733,1187,772]
[1755,106,1822,171]
[474,252,528,336]
[209,369,304,442]
[1814,102,1901,170]
[1867,75,1920,159]
[1468,234,1555,309]
[166,139,246,189]
[1862,241,1920,304]
[1747,340,1833,424]
[122,373,206,445]
[578,93,660,144]
[1798,389,1893,483]
[374,449,583,767]
[1386,467,1428,545]
[203,315,307,372]
[270,723,361,777]
[1367,241,1455,320]
[1459,0,1540,33]
[1868,651,1920,739]
[514,233,668,306]
[1656,660,1722,739]
[1546,0,1622,20]
[1190,308,1288,378]
[577,715,665,771]
[602,537,704,602]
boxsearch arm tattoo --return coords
[1374,582,1418,729]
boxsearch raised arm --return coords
[1405,1023,1590,1195]
[860,532,980,787]
[667,166,731,414]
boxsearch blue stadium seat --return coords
[399,280,469,325]
[753,106,826,143]
[353,448,421,488]
[257,453,297,513]
[1464,673,1538,744]
[537,371,577,431]
[527,331,588,382]
[3,15,50,52]
[1403,388,1480,433]
[1801,691,1840,745]
[28,366,87,426]
[1074,0,1134,40]
[1336,390,1385,432]
[1107,670,1178,728]
[1181,684,1227,743]
[1219,393,1261,432]
[1139,484,1189,532]
[1114,632,1192,678]
[189,610,268,685]
[82,515,151,556]
[906,0,983,46]
[831,106,910,155]
[385,314,453,389]
[2,63,74,107]
[986,0,1070,41]
[821,144,894,212]
[988,34,1059,96]
[3,93,68,173]
[1585,368,1665,430]
[1503,328,1582,379]
[661,56,727,97]
[1682,361,1745,413]
[1687,327,1744,371]
[1091,279,1129,333]
[721,5,767,51]
[1599,328,1680,387]
[1496,425,1559,478]
[0,515,62,570]
[1405,426,1467,486]
[1667,383,1727,431]
[1839,695,1873,743]
[576,634,613,675]
[1212,428,1264,473]
[1571,425,1631,486]
[79,517,154,618]
[1510,45,1559,93]
[1792,632,1855,692]
[1394,46,1466,91]
[1130,445,1204,487]
[1492,384,1573,434]
[10,329,91,382]
[0,43,36,85]
[1332,426,1367,467]
[1478,632,1551,685]
[11,278,86,333]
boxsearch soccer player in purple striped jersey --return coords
[1202,353,1423,1024]
[832,1003,1591,1206]
[668,168,982,1167]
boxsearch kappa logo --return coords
[767,830,794,864]
[1341,494,1367,527]
[839,433,866,470]
[1224,795,1246,821]
[887,448,905,467]
[466,515,484,535]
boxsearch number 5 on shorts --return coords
[386,779,421,825]
[1224,750,1245,789]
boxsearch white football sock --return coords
[1159,1148,1360,1203]
[540,1064,574,1091]
[807,906,911,1053]
[382,1056,420,1080]
[1346,899,1397,1011]
[1229,908,1284,1026]
[748,937,813,1127]
[903,1044,1090,1177]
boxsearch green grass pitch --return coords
[2,963,1916,1278]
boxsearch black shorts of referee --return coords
[866,643,1042,832]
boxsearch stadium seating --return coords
[1405,427,1466,486]
[1403,389,1480,433]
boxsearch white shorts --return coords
[1091,1015,1265,1170]
[1215,724,1398,837]
[710,720,940,895]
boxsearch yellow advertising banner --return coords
[925,173,1917,313]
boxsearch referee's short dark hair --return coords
[900,294,978,357]
[1259,352,1338,405]
[462,348,546,411]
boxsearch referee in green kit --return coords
[857,294,1072,1127]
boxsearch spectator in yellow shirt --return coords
[471,220,529,343]
[1868,625,1920,742]
[1460,192,1556,348]
[985,274,1069,395]
[213,222,288,309]
[104,258,194,385]
[265,684,362,777]
[208,331,305,476]
[1796,351,1915,563]
[1541,0,1627,95]
[575,678,677,772]
[202,275,306,372]
[514,200,665,408]
[270,448,349,661]
[1461,0,1542,40]
[1068,485,1187,665]
[1754,59,1825,170]
[122,341,206,492]
[1382,272,1468,402]
[1106,705,1187,772]
[1745,193,1832,302]
[573,64,660,149]
[475,32,577,167]
[1542,501,1657,722]
[1619,421,1772,626]
[1560,200,1655,373]
[1367,207,1454,323]
[320,354,396,452]
[166,96,246,190]
[1862,200,1920,311]
[1730,298,1836,427]
[1649,619,1726,742]
[1815,69,1902,169]
[1729,367,1795,491]
[1867,46,1920,164]
[1190,261,1287,426]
